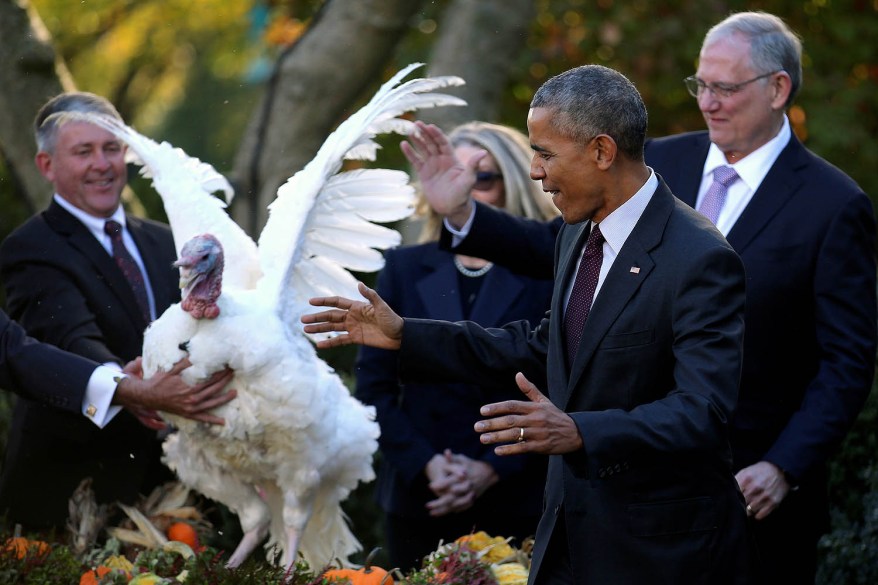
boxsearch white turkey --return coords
[72,64,465,571]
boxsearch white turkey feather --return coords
[86,63,466,572]
[73,112,262,291]
[317,169,415,223]
[301,238,386,273]
[256,63,463,323]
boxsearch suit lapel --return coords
[558,183,672,408]
[44,202,149,330]
[549,221,590,399]
[725,136,807,253]
[647,132,710,208]
[672,135,710,207]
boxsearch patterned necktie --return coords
[104,220,150,324]
[697,165,740,224]
[564,223,604,365]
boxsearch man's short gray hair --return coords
[704,11,803,107]
[530,65,648,161]
[34,92,123,154]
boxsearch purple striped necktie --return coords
[698,165,740,224]
[104,220,150,324]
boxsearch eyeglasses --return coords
[683,71,780,99]
[473,171,503,191]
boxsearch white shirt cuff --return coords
[82,364,124,428]
[442,204,477,247]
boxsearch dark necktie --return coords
[564,223,604,365]
[104,220,150,324]
[697,165,740,224]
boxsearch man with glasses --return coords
[418,11,876,584]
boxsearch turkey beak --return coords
[175,259,194,290]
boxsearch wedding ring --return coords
[746,504,754,515]
[517,427,525,443]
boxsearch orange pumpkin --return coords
[166,521,199,549]
[324,548,394,585]
[4,536,50,559]
[80,566,112,585]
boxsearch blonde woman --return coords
[355,122,558,570]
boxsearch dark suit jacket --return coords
[0,200,180,527]
[448,133,877,492]
[0,310,97,411]
[408,183,753,584]
[355,243,552,524]
[645,132,876,489]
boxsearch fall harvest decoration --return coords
[4,524,50,558]
[166,521,199,550]
[490,562,529,585]
[128,572,165,585]
[455,531,516,564]
[107,482,210,552]
[68,478,110,557]
[4,535,50,559]
[404,530,532,585]
[324,547,394,585]
[79,565,112,585]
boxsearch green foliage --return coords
[0,532,325,585]
[818,381,878,583]
[0,540,83,585]
[817,463,878,585]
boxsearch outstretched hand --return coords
[475,372,583,456]
[302,282,404,350]
[400,121,486,228]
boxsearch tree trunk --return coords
[420,0,535,130]
[0,0,75,212]
[230,0,427,236]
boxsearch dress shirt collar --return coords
[53,194,127,244]
[597,169,658,255]
[703,115,791,192]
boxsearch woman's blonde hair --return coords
[417,121,559,242]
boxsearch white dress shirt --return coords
[562,170,658,314]
[696,116,791,236]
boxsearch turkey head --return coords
[175,234,224,320]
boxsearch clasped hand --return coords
[424,450,498,517]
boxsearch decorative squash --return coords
[324,548,394,585]
[128,572,165,585]
[491,562,529,585]
[4,535,50,559]
[80,556,134,584]
[79,566,112,585]
[166,521,199,549]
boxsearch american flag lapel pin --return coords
[630,266,641,274]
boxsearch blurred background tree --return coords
[0,0,875,578]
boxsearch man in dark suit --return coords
[1,309,234,423]
[0,91,185,529]
[415,12,877,584]
[305,64,753,584]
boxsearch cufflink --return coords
[113,375,125,384]
[86,404,97,417]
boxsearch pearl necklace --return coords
[454,256,493,278]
